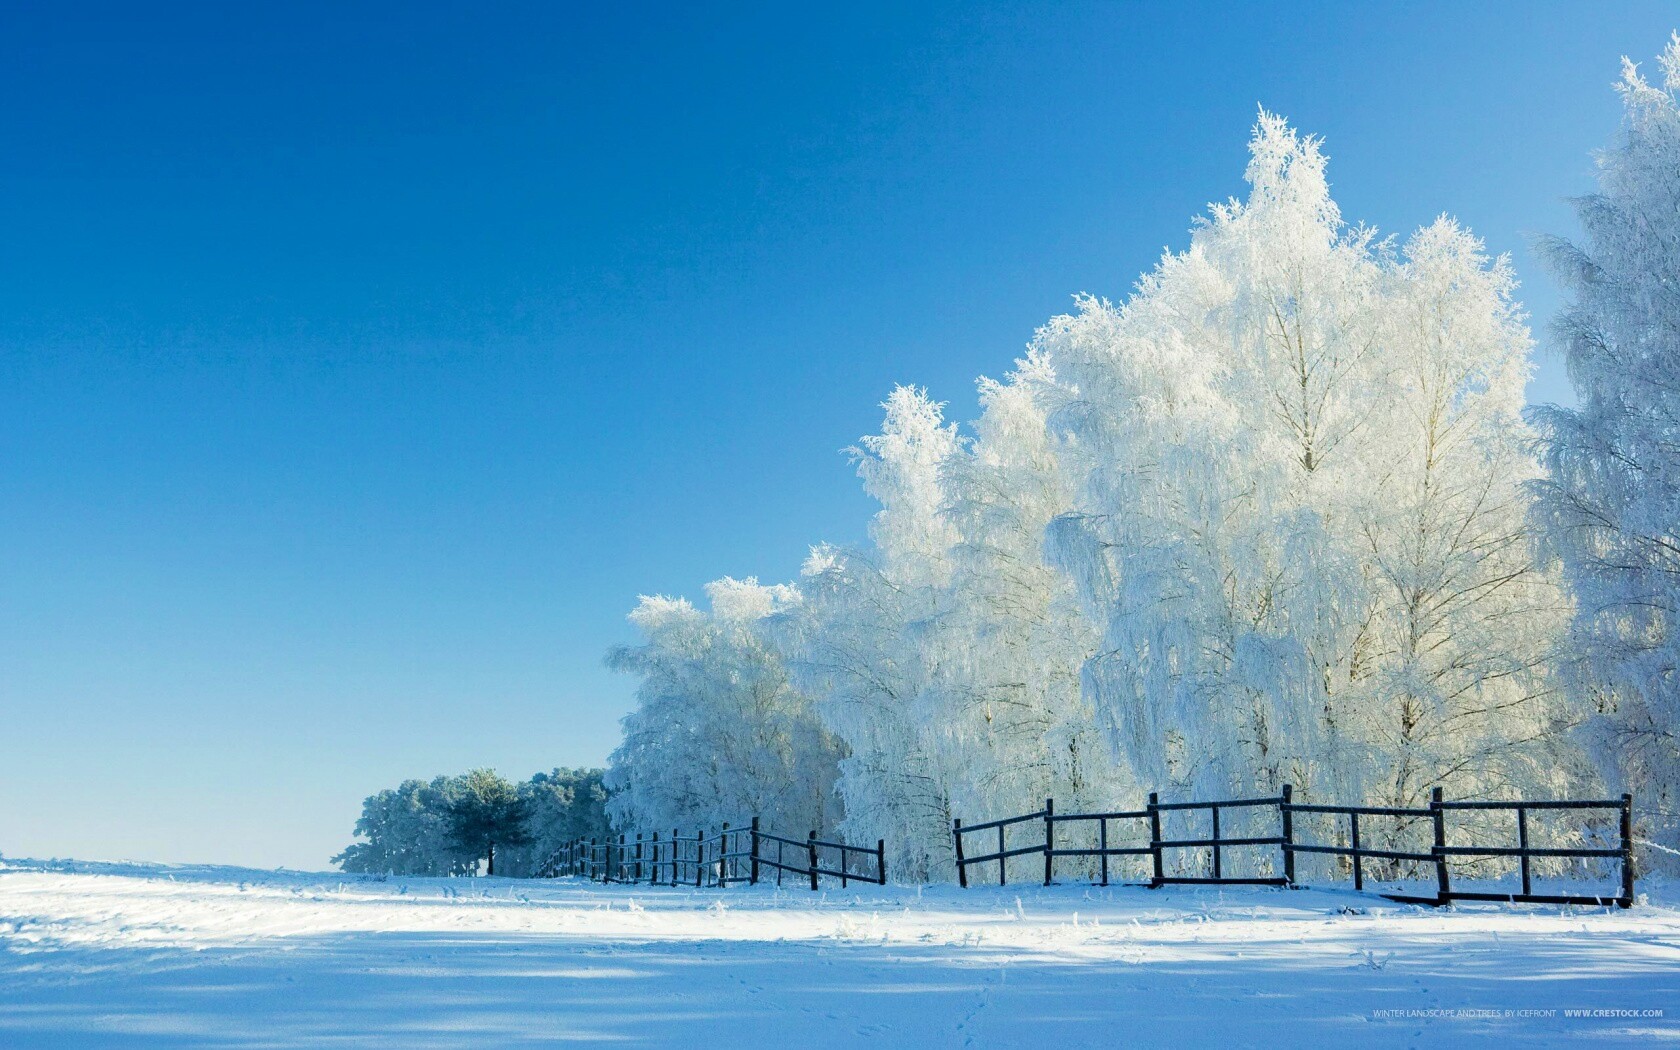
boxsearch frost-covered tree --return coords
[1532,34,1680,859]
[786,387,965,880]
[496,768,613,877]
[336,768,611,877]
[334,775,479,876]
[789,382,1135,880]
[604,578,845,837]
[601,110,1596,881]
[941,358,1137,817]
[1039,112,1582,814]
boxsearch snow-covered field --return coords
[1,858,1676,1048]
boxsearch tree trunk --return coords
[487,841,496,877]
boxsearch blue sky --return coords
[3,2,1675,869]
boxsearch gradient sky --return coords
[3,2,1676,870]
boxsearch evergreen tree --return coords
[445,768,533,876]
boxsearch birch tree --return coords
[1532,34,1680,861]
[604,577,845,837]
[1041,113,1581,814]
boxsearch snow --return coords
[3,859,1677,1047]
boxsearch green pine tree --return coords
[445,769,533,876]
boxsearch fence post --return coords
[1099,817,1109,887]
[808,831,819,892]
[672,828,680,886]
[1620,793,1635,908]
[1517,808,1531,898]
[1043,798,1055,887]
[997,823,1007,886]
[617,834,626,884]
[1430,787,1449,906]
[1148,791,1164,889]
[1280,785,1295,887]
[720,823,730,886]
[953,818,967,888]
[649,831,658,886]
[750,817,761,886]
[877,838,887,886]
[696,831,705,888]
[1349,811,1362,892]
[1211,804,1222,881]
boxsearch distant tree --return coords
[496,768,613,877]
[337,768,610,877]
[334,776,478,876]
[444,768,533,876]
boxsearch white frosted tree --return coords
[788,378,1140,881]
[1532,35,1680,861]
[938,356,1139,811]
[1039,113,1582,821]
[785,386,966,880]
[604,578,845,838]
[600,109,1603,885]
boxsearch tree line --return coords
[603,35,1680,881]
[335,767,609,877]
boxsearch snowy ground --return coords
[1,858,1676,1048]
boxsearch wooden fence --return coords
[539,816,886,890]
[954,787,1636,907]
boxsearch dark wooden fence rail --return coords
[755,829,887,890]
[1149,790,1290,888]
[1434,793,1632,907]
[539,815,886,891]
[1280,792,1439,905]
[951,807,1049,887]
[953,786,1637,907]
[1045,799,1154,887]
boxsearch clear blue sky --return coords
[3,2,1674,869]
